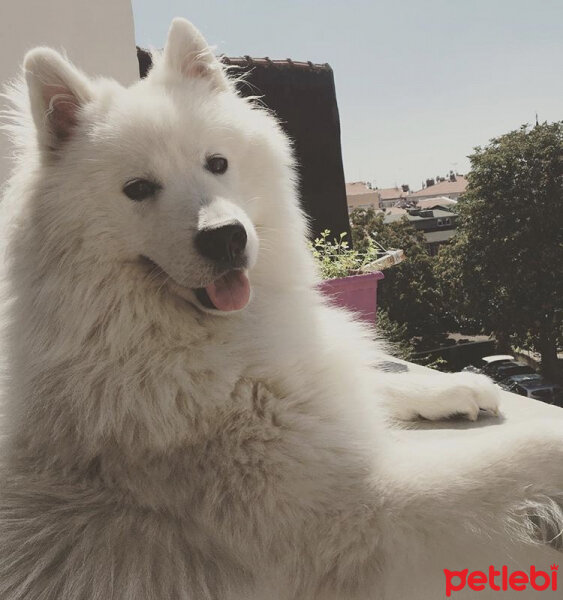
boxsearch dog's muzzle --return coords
[192,220,251,312]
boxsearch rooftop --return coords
[383,208,457,223]
[345,182,376,196]
[416,196,458,209]
[410,175,468,198]
[377,187,408,201]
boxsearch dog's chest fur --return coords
[2,359,380,600]
[2,287,381,599]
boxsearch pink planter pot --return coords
[318,272,384,324]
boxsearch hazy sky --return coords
[131,0,563,190]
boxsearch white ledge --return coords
[394,359,563,431]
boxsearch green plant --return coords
[309,230,379,280]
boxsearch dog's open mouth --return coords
[141,257,250,312]
[194,270,250,312]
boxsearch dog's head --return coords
[21,18,311,314]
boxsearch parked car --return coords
[491,362,536,382]
[498,373,543,391]
[508,380,563,406]
[461,355,515,375]
[480,355,514,367]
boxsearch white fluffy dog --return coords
[0,18,562,600]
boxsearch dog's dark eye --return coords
[205,155,228,175]
[122,179,161,201]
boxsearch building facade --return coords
[384,207,458,255]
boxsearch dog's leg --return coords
[375,423,563,599]
[382,419,563,551]
[375,370,501,421]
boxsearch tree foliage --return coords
[436,122,563,379]
[350,208,449,343]
[374,308,415,360]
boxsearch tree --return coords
[375,308,415,360]
[436,122,563,380]
[350,207,449,344]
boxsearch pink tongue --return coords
[206,270,250,312]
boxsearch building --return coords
[383,207,458,255]
[0,0,138,185]
[345,182,380,211]
[377,186,410,208]
[416,196,458,210]
[347,175,467,212]
[410,175,468,202]
[346,183,411,211]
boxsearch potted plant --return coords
[309,231,387,324]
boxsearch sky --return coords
[131,0,563,190]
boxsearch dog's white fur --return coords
[0,18,562,600]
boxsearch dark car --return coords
[462,355,514,376]
[487,361,535,382]
[509,381,563,407]
[498,373,543,391]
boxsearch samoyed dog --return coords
[0,18,562,600]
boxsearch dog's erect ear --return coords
[162,18,228,90]
[24,48,92,152]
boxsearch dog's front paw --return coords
[383,371,502,422]
[416,372,501,421]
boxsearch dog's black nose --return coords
[195,221,247,267]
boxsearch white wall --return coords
[0,0,138,184]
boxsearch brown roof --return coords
[411,175,468,198]
[377,187,407,201]
[345,182,379,210]
[416,196,458,209]
[346,182,376,196]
